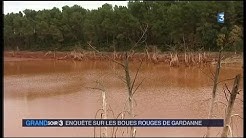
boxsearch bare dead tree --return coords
[183,33,188,66]
[205,48,223,137]
[87,80,109,138]
[168,44,179,67]
[54,48,56,59]
[87,25,147,137]
[145,46,151,61]
[221,74,241,137]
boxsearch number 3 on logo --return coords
[217,12,224,23]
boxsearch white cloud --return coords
[3,1,128,14]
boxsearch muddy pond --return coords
[4,59,243,137]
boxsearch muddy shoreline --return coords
[4,51,243,67]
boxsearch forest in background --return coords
[4,1,243,53]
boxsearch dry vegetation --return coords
[4,50,243,68]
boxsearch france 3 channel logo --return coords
[217,12,224,23]
[23,119,64,127]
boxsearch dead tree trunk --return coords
[87,36,145,138]
[184,52,187,65]
[102,88,108,137]
[203,52,207,64]
[191,52,195,65]
[90,82,108,138]
[145,47,150,61]
[206,49,222,137]
[198,52,202,64]
[221,74,241,138]
[54,49,56,59]
[123,53,135,137]
[169,52,173,66]
[183,34,188,65]
[169,52,179,67]
[174,52,179,66]
[152,46,158,63]
[187,52,191,66]
[113,46,117,60]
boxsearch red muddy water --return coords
[4,59,243,137]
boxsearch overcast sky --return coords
[3,1,129,15]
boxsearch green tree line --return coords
[4,1,243,52]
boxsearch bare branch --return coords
[87,42,101,53]
[237,89,242,94]
[217,77,236,84]
[115,74,127,84]
[129,23,149,57]
[87,42,125,67]
[225,83,232,95]
[135,23,148,47]
[130,60,143,92]
[132,78,145,96]
[221,74,241,137]
[231,114,243,120]
[228,125,233,137]
[222,88,229,102]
